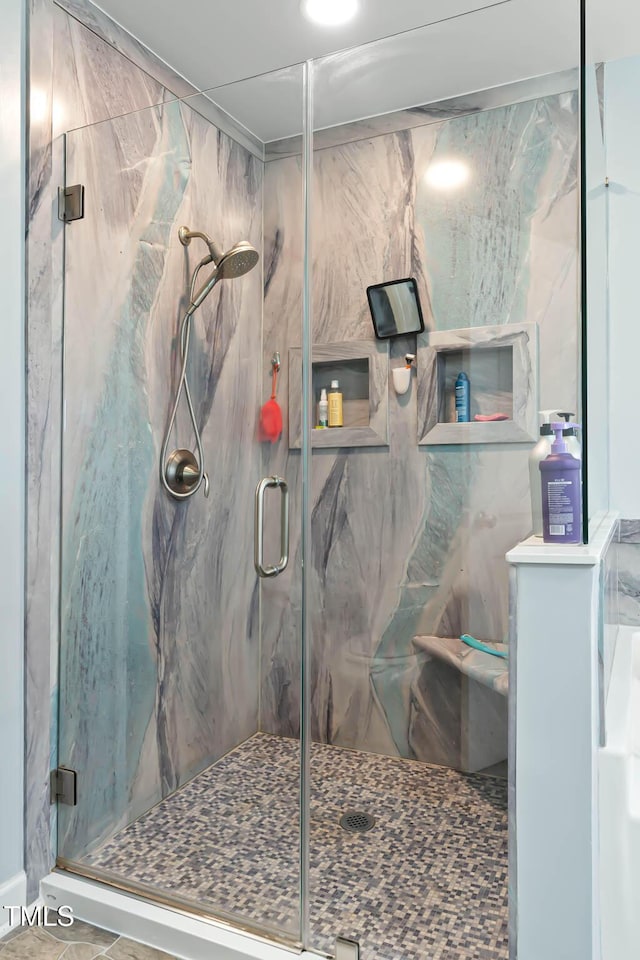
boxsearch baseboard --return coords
[0,870,27,938]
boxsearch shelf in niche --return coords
[416,323,538,445]
[288,340,389,449]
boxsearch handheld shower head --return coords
[215,241,260,279]
[181,227,259,313]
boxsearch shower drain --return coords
[339,810,376,833]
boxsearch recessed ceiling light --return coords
[301,0,359,27]
[424,159,471,191]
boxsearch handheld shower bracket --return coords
[178,225,224,265]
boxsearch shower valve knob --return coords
[165,449,206,497]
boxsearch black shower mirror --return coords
[366,277,425,340]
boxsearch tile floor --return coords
[0,919,178,959]
[79,734,508,960]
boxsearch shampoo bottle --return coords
[529,409,558,537]
[455,372,470,422]
[328,380,343,427]
[539,421,582,544]
[317,388,328,428]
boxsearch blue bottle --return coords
[455,372,470,422]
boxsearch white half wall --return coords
[0,0,26,914]
[507,513,617,960]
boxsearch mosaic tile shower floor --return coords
[85,734,508,960]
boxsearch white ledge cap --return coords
[506,511,618,566]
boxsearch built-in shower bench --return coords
[412,635,509,696]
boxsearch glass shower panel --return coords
[582,2,610,529]
[303,5,580,958]
[56,64,306,945]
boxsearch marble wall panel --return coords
[261,92,579,765]
[53,0,196,99]
[27,0,264,889]
[57,97,263,860]
[603,525,620,691]
[27,0,179,896]
[617,520,640,626]
[52,4,168,136]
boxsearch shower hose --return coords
[159,259,211,500]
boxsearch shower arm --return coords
[160,259,212,501]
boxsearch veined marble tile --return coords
[27,0,191,897]
[29,0,581,902]
[53,3,265,158]
[619,519,640,543]
[617,541,640,627]
[602,531,619,699]
[261,92,578,765]
[265,68,578,161]
[29,0,265,872]
[52,4,168,136]
[54,0,195,99]
[58,96,263,859]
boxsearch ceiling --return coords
[91,0,640,143]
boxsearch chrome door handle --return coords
[254,476,289,578]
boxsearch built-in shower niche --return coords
[417,323,538,445]
[288,339,389,448]
[439,346,514,423]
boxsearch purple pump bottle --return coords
[539,421,582,544]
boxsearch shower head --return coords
[215,241,260,280]
[180,226,259,313]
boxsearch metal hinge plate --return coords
[335,938,359,960]
[50,766,77,806]
[58,184,85,222]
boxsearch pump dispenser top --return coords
[549,420,581,453]
[558,411,575,432]
[550,423,568,453]
[538,409,558,435]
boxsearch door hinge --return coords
[58,184,85,223]
[50,766,77,806]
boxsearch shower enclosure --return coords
[53,6,586,958]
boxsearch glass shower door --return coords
[54,5,585,955]
[56,63,307,945]
[298,5,581,958]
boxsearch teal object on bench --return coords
[460,634,508,659]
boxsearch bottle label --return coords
[328,394,343,427]
[455,381,469,422]
[546,480,576,534]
